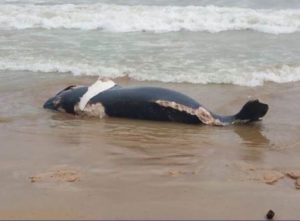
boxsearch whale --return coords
[43,80,268,126]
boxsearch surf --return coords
[0,3,300,34]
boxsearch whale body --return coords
[43,80,268,126]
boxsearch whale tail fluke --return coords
[234,99,268,123]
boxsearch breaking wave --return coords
[1,59,300,86]
[0,3,300,33]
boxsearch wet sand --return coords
[0,72,300,219]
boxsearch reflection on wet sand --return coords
[39,113,275,184]
[101,118,206,167]
[46,111,274,167]
[234,124,270,147]
[234,123,270,162]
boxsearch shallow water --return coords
[1,0,300,86]
[1,29,300,86]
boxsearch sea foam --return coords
[0,3,300,34]
[1,59,300,87]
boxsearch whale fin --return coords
[234,99,268,123]
[55,85,76,96]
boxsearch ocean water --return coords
[0,0,300,86]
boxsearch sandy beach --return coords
[0,73,299,219]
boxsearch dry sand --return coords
[0,75,300,219]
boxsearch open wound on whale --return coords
[155,100,223,125]
[75,102,106,118]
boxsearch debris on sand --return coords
[295,179,300,189]
[228,162,300,189]
[263,171,284,185]
[286,170,300,179]
[29,168,80,183]
[29,176,42,183]
[166,169,198,177]
[266,209,275,220]
[284,170,300,189]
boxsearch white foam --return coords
[1,59,300,87]
[0,59,130,77]
[151,65,300,86]
[0,3,300,34]
[79,79,115,110]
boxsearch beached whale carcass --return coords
[43,80,268,126]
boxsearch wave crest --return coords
[0,4,300,33]
[1,59,300,86]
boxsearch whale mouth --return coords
[43,97,56,110]
[43,96,62,111]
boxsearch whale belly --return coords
[104,100,201,124]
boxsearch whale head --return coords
[44,80,116,114]
[43,85,88,114]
